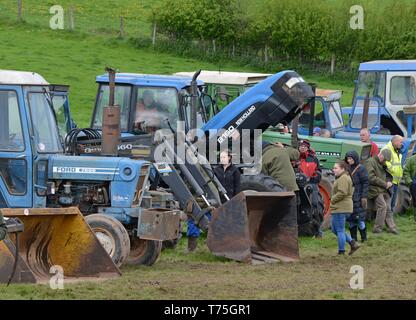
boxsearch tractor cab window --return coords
[134,87,179,133]
[327,100,344,129]
[27,91,63,153]
[93,85,132,131]
[0,90,24,152]
[299,99,325,130]
[52,95,69,138]
[390,76,416,105]
[355,71,386,104]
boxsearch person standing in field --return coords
[345,151,369,242]
[360,128,379,157]
[365,149,398,234]
[214,150,241,203]
[403,153,416,207]
[381,135,404,208]
[330,161,360,255]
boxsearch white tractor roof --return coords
[174,71,272,86]
[0,70,49,85]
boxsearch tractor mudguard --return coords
[0,207,120,284]
[207,191,299,264]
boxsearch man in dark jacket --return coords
[345,150,369,241]
[0,212,7,241]
[365,149,398,234]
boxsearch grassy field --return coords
[1,215,415,299]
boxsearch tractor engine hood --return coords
[48,154,149,182]
[201,70,314,142]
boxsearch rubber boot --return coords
[349,226,358,242]
[187,236,198,253]
[359,227,367,242]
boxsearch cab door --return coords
[0,86,33,208]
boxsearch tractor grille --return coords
[133,164,150,206]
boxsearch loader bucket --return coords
[0,207,121,284]
[207,191,299,264]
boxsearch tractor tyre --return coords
[297,192,325,237]
[127,238,162,266]
[394,182,412,216]
[85,214,131,267]
[240,174,286,193]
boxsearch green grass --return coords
[1,215,415,299]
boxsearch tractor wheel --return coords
[298,192,325,237]
[85,214,131,267]
[394,182,412,216]
[319,175,333,230]
[240,174,286,192]
[127,238,162,266]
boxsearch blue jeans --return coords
[187,212,212,238]
[331,213,352,252]
[349,219,366,230]
[391,184,398,208]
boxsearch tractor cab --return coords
[298,89,344,136]
[174,70,271,118]
[91,73,211,135]
[335,60,416,159]
[341,60,416,138]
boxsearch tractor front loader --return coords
[57,69,314,264]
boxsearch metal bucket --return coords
[207,191,299,264]
[0,207,120,284]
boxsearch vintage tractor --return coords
[0,70,181,283]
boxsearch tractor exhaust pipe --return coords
[101,67,120,156]
[361,91,370,129]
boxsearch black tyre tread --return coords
[298,192,324,237]
[394,182,412,216]
[127,239,162,266]
[85,214,131,267]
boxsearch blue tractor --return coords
[64,70,315,263]
[0,70,182,283]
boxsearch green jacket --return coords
[365,155,388,199]
[330,173,353,214]
[403,154,416,186]
[262,144,299,192]
[0,213,6,241]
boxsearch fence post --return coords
[152,21,157,46]
[119,16,125,38]
[68,6,75,31]
[212,39,216,53]
[18,0,23,21]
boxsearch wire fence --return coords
[0,0,158,38]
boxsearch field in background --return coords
[1,216,415,299]
[0,0,354,127]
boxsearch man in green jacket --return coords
[261,141,299,192]
[0,212,7,241]
[403,153,416,207]
[365,149,398,234]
